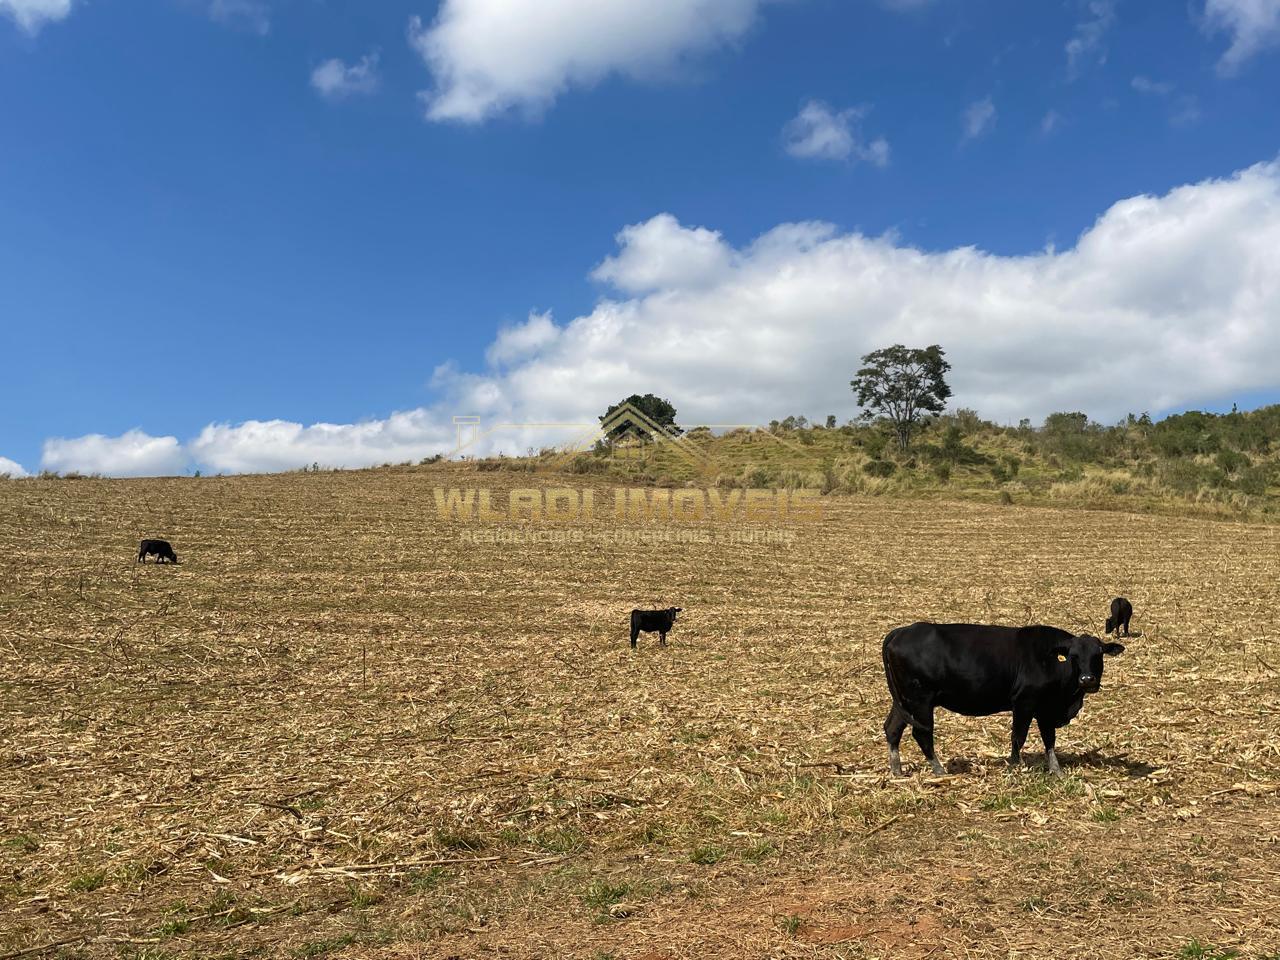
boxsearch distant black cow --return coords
[630,607,681,649]
[138,539,178,564]
[882,623,1123,777]
[1105,597,1133,637]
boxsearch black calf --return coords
[630,607,681,649]
[1105,597,1133,636]
[138,539,178,564]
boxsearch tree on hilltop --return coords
[599,393,682,442]
[851,344,952,452]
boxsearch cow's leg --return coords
[659,630,667,647]
[630,626,639,650]
[1037,719,1061,776]
[884,704,909,777]
[1009,706,1033,767]
[910,708,945,776]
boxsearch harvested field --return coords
[2,466,1279,959]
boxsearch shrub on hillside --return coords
[1214,448,1248,475]
[1237,463,1273,496]
[568,454,608,474]
[864,459,896,478]
[1157,459,1222,494]
[863,433,889,460]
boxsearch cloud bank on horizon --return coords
[25,159,1280,478]
[0,456,28,478]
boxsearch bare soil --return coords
[2,466,1278,959]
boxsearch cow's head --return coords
[1053,634,1124,693]
[668,607,682,620]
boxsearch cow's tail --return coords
[881,628,931,731]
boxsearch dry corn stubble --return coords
[1,465,1278,959]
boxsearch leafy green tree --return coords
[599,393,682,441]
[1040,412,1103,461]
[851,344,952,451]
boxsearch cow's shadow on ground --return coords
[936,751,1154,777]
[1055,749,1156,777]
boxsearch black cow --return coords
[1105,597,1133,637]
[630,607,681,649]
[138,539,178,564]
[882,623,1124,777]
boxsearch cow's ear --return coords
[1102,642,1125,656]
[1051,641,1071,660]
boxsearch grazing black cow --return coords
[630,607,681,649]
[1105,597,1133,637]
[138,539,178,564]
[882,623,1123,777]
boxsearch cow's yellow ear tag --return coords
[1056,654,1068,663]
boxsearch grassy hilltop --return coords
[459,404,1280,521]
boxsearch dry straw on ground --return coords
[1,465,1278,959]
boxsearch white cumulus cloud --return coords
[0,0,71,33]
[783,101,890,166]
[487,312,563,367]
[591,213,734,295]
[311,53,380,99]
[41,430,188,478]
[1203,0,1280,71]
[0,456,29,478]
[408,0,773,123]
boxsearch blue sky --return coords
[2,0,1279,476]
